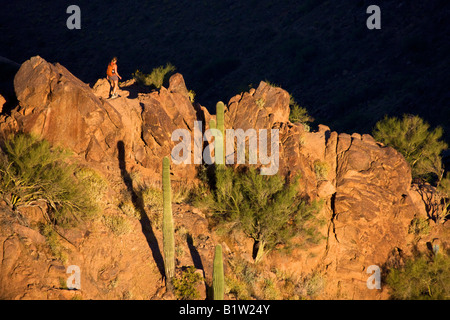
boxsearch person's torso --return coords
[106,63,116,76]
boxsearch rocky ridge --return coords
[0,56,447,300]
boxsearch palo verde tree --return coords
[386,251,450,300]
[372,114,448,181]
[205,165,321,263]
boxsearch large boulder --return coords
[226,81,290,131]
[91,72,207,181]
[2,56,124,164]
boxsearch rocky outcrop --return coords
[222,82,427,299]
[1,56,124,165]
[0,56,447,300]
[0,202,213,300]
[0,95,5,114]
[0,56,207,182]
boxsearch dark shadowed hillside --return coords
[0,0,449,140]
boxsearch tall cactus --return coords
[162,156,175,287]
[216,101,225,137]
[215,101,225,165]
[209,119,216,130]
[213,244,224,300]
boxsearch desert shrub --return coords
[200,165,321,262]
[255,98,265,109]
[188,90,196,103]
[289,95,313,127]
[133,63,176,89]
[173,183,192,204]
[140,187,163,227]
[225,257,258,299]
[40,223,68,263]
[261,278,281,300]
[74,166,109,210]
[0,133,98,227]
[264,80,280,88]
[408,217,430,236]
[386,252,450,300]
[225,275,251,300]
[102,214,131,236]
[295,272,325,299]
[435,172,450,223]
[372,115,448,180]
[313,160,329,181]
[119,200,140,219]
[172,266,202,300]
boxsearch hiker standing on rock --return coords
[106,57,122,98]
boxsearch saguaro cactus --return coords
[215,101,225,165]
[213,244,224,300]
[209,119,216,130]
[216,101,225,137]
[162,156,175,287]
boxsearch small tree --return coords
[372,114,447,180]
[207,166,321,263]
[386,252,450,300]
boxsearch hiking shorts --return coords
[108,75,118,82]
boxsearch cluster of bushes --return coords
[225,256,324,300]
[386,251,450,300]
[372,114,449,299]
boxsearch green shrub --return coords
[296,272,325,299]
[289,95,313,126]
[172,266,202,300]
[225,275,251,300]
[255,98,265,109]
[225,257,257,299]
[264,80,280,88]
[200,165,321,262]
[408,217,430,236]
[262,278,280,300]
[0,133,98,227]
[386,252,450,300]
[313,160,329,181]
[40,223,68,263]
[372,115,448,180]
[188,90,196,103]
[102,214,131,236]
[141,186,163,210]
[119,200,140,220]
[133,63,176,89]
[74,166,109,210]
